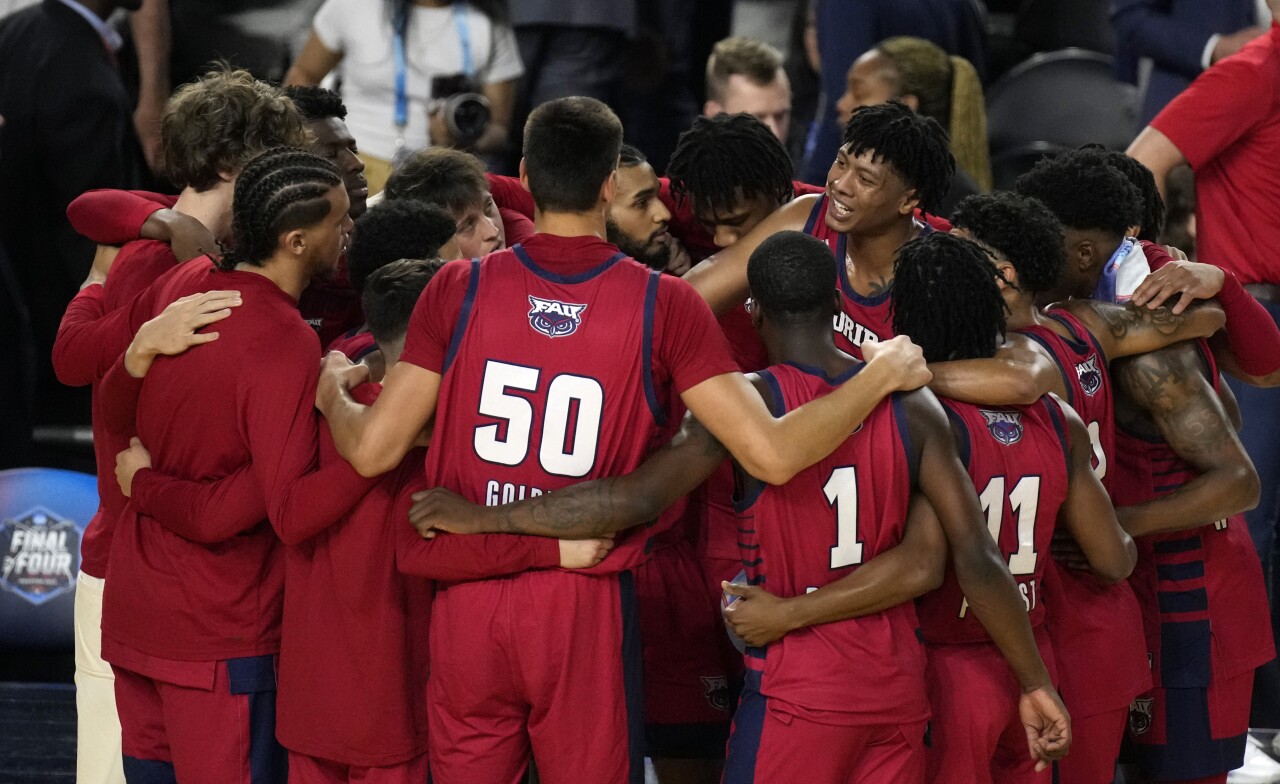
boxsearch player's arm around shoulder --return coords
[1052,396,1135,583]
[1051,296,1225,361]
[681,194,819,315]
[927,333,1062,405]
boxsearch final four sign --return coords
[0,507,79,606]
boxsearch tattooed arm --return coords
[407,413,728,538]
[1113,343,1259,538]
[1050,298,1225,362]
[928,334,1065,406]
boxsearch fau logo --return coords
[1128,697,1154,736]
[527,296,587,338]
[1075,355,1103,397]
[980,410,1024,446]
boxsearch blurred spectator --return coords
[1112,0,1269,126]
[168,0,322,87]
[704,36,792,146]
[286,0,522,194]
[1162,163,1196,260]
[730,0,800,57]
[0,0,150,431]
[800,0,986,185]
[834,35,988,216]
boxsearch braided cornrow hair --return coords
[667,113,794,219]
[842,101,955,216]
[892,232,1007,362]
[218,147,341,270]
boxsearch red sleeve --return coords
[791,180,825,196]
[917,209,951,232]
[103,242,178,306]
[654,276,740,393]
[487,173,535,219]
[240,325,378,546]
[399,259,473,374]
[97,353,142,434]
[131,465,269,544]
[1151,52,1275,169]
[388,462,560,580]
[660,178,719,263]
[1218,270,1280,375]
[500,207,536,246]
[67,190,177,245]
[52,268,168,386]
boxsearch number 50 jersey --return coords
[917,398,1071,644]
[409,239,738,574]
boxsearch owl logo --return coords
[1075,355,1103,397]
[980,410,1024,446]
[1128,697,1155,736]
[528,296,587,338]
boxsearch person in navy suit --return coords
[1112,0,1270,125]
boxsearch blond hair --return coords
[876,36,991,191]
[706,36,785,104]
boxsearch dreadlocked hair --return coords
[842,101,955,215]
[667,113,793,218]
[1075,145,1165,241]
[1014,149,1141,239]
[951,192,1065,294]
[747,231,836,323]
[876,36,991,191]
[892,232,1007,362]
[283,85,347,122]
[218,147,341,271]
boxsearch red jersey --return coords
[99,260,370,663]
[1019,310,1151,716]
[1152,24,1280,284]
[736,362,925,724]
[1113,347,1275,687]
[400,234,738,574]
[918,398,1071,644]
[802,195,935,358]
[326,327,378,360]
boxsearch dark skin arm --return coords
[1050,298,1225,361]
[1113,343,1260,537]
[927,335,1064,406]
[408,413,727,538]
[721,493,947,646]
[906,388,1070,767]
[1053,398,1136,583]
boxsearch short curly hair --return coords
[1074,145,1165,241]
[951,192,1066,294]
[1014,150,1142,238]
[347,199,457,292]
[841,100,955,215]
[747,230,837,322]
[161,65,308,192]
[282,85,347,122]
[363,258,446,345]
[384,147,489,214]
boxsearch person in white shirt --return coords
[286,0,522,194]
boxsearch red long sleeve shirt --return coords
[98,260,372,662]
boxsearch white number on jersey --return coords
[474,359,604,478]
[1086,420,1107,481]
[824,466,863,568]
[977,475,1042,576]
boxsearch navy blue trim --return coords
[1157,561,1205,581]
[835,236,893,306]
[1042,397,1071,478]
[759,369,786,418]
[1130,681,1245,778]
[246,689,287,784]
[1022,331,1074,407]
[122,758,177,783]
[1159,617,1212,688]
[722,671,766,784]
[942,403,971,468]
[782,360,864,386]
[1154,536,1202,555]
[619,571,645,784]
[802,195,824,235]
[641,271,667,427]
[645,722,731,760]
[352,341,379,361]
[442,258,481,373]
[1158,588,1209,614]
[1045,312,1095,356]
[226,654,276,694]
[891,393,918,489]
[512,244,626,284]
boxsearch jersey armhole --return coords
[641,270,667,426]
[1022,331,1074,407]
[733,368,783,512]
[942,402,972,469]
[441,258,481,373]
[1042,397,1072,478]
[891,393,918,489]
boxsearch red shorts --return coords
[113,656,285,784]
[924,628,1057,784]
[287,751,428,783]
[724,672,926,784]
[427,570,643,784]
[634,540,732,758]
[1124,669,1253,781]
[1053,707,1126,784]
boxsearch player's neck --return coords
[766,326,852,375]
[172,182,234,242]
[237,253,311,300]
[844,218,916,281]
[1004,294,1041,331]
[533,208,608,242]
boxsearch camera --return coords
[430,74,491,147]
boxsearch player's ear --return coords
[831,289,842,316]
[703,99,723,117]
[994,260,1019,290]
[599,169,618,207]
[518,158,529,192]
[1073,238,1095,273]
[283,228,307,256]
[898,187,921,217]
